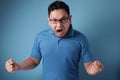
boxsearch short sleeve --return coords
[80,37,93,63]
[31,35,42,59]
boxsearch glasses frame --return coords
[49,16,71,24]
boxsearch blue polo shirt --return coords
[31,26,93,80]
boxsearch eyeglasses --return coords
[49,16,70,24]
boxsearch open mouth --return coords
[56,29,63,33]
[55,29,65,37]
[57,29,63,32]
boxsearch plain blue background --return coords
[0,0,120,80]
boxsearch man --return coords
[5,1,104,80]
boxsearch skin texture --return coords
[5,9,104,75]
[84,60,104,75]
[5,57,40,72]
[48,9,72,38]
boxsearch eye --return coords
[50,19,57,24]
[53,19,57,22]
[61,18,68,23]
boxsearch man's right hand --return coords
[5,58,18,72]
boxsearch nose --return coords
[57,21,62,27]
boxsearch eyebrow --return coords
[49,16,68,20]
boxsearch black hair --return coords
[48,1,70,16]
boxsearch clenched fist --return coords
[5,58,19,72]
[85,60,104,75]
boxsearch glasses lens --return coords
[50,16,69,24]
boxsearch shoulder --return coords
[37,29,50,36]
[72,29,89,46]
[35,28,51,41]
[73,29,87,40]
[36,28,51,38]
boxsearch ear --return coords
[48,17,51,26]
[69,15,72,23]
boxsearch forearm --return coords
[17,57,40,70]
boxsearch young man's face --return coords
[48,9,72,38]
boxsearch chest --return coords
[39,37,81,62]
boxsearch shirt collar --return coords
[64,25,74,38]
